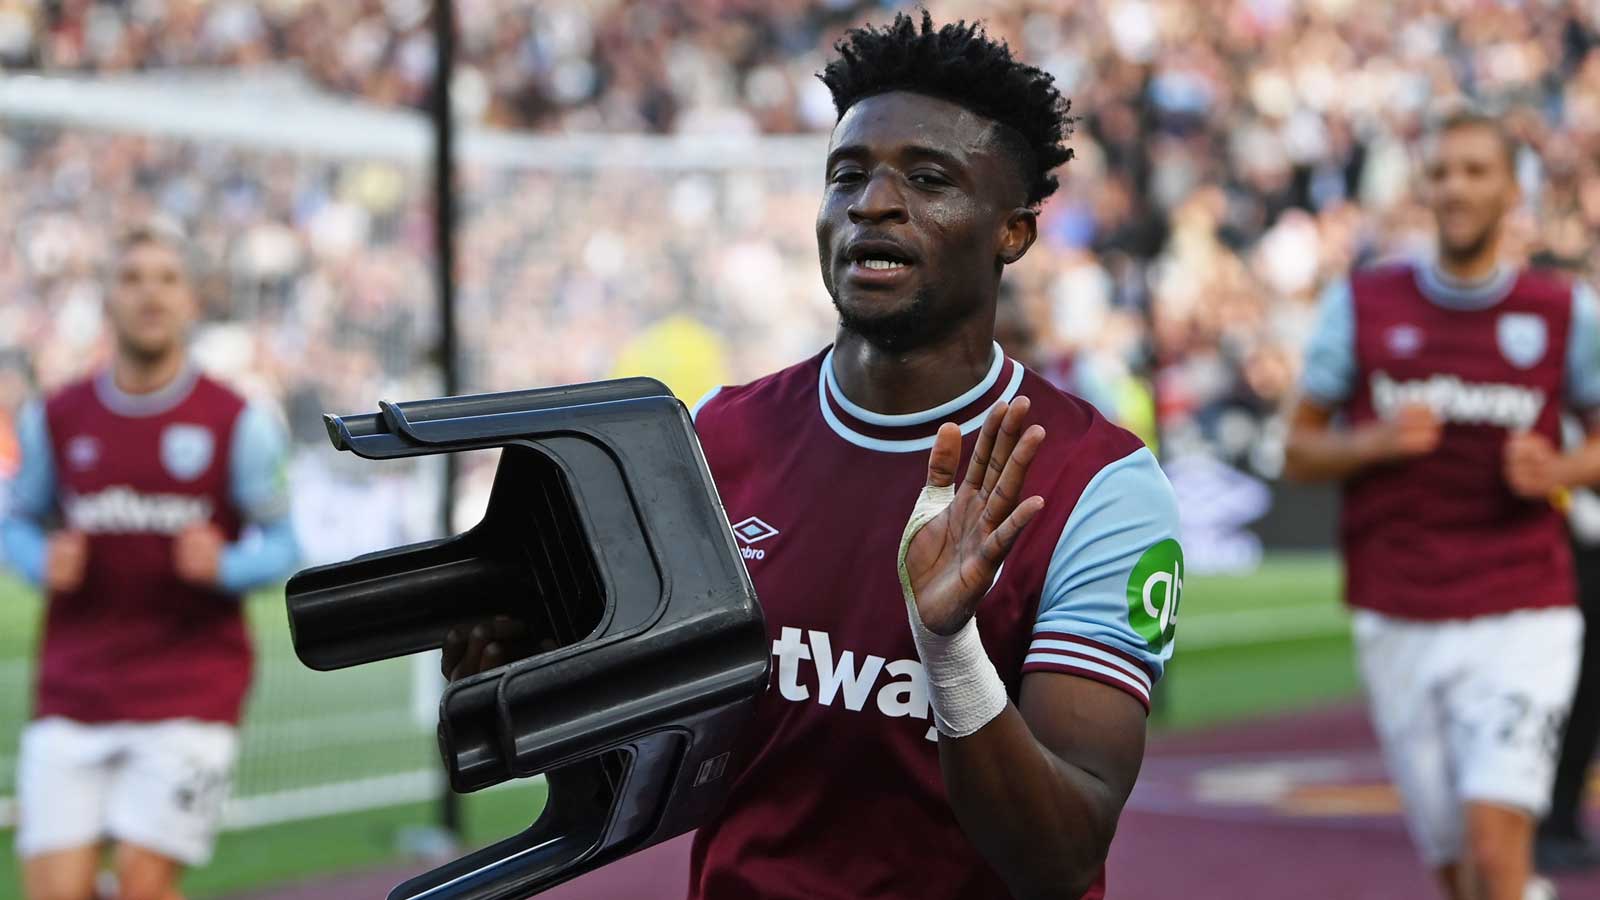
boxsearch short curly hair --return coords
[819,10,1074,209]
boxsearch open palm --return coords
[904,397,1047,635]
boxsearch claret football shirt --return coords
[687,343,1181,900]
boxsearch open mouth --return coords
[843,239,917,284]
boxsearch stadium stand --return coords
[8,0,1600,473]
[3,1,1600,894]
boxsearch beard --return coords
[114,325,180,366]
[124,333,176,360]
[831,287,951,354]
[1439,225,1498,265]
[1436,203,1504,266]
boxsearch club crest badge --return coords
[1496,313,1546,370]
[160,424,213,482]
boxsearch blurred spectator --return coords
[0,350,31,479]
[6,0,1600,478]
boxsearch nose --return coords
[847,171,909,225]
[1436,166,1472,200]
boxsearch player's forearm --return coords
[218,519,301,594]
[0,517,48,586]
[1282,422,1392,482]
[938,706,1120,900]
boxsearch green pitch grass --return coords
[1156,552,1358,730]
[0,553,1356,896]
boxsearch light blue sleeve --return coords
[1566,282,1600,411]
[218,404,300,594]
[1300,279,1356,406]
[1,402,55,586]
[1024,446,1182,709]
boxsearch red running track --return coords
[225,704,1600,900]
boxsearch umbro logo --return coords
[733,516,778,544]
[731,516,778,560]
[1386,324,1423,358]
[67,435,99,470]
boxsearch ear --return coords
[999,208,1037,266]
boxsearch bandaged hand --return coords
[898,398,1046,737]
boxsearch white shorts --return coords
[14,717,238,866]
[1353,606,1583,867]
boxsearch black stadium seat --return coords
[284,379,770,900]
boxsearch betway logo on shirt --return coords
[1370,371,1545,430]
[772,626,940,743]
[64,486,213,535]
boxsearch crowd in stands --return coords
[4,0,1600,477]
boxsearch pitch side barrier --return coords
[284,379,770,899]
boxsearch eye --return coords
[910,171,949,187]
[829,168,864,186]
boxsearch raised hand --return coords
[902,398,1047,635]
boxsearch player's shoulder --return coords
[690,349,825,432]
[189,371,250,412]
[1017,367,1146,486]
[1347,260,1418,297]
[1514,264,1579,309]
[42,374,101,421]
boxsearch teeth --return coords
[862,258,906,270]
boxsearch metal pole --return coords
[433,0,462,840]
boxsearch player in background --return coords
[447,14,1180,899]
[1,225,300,900]
[1284,109,1600,900]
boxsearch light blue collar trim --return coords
[817,359,1024,453]
[1414,262,1517,310]
[823,341,1005,426]
[94,363,198,418]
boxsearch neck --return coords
[1436,240,1501,284]
[113,348,186,396]
[830,318,996,415]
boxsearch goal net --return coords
[0,67,831,832]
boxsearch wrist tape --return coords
[896,483,1009,738]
